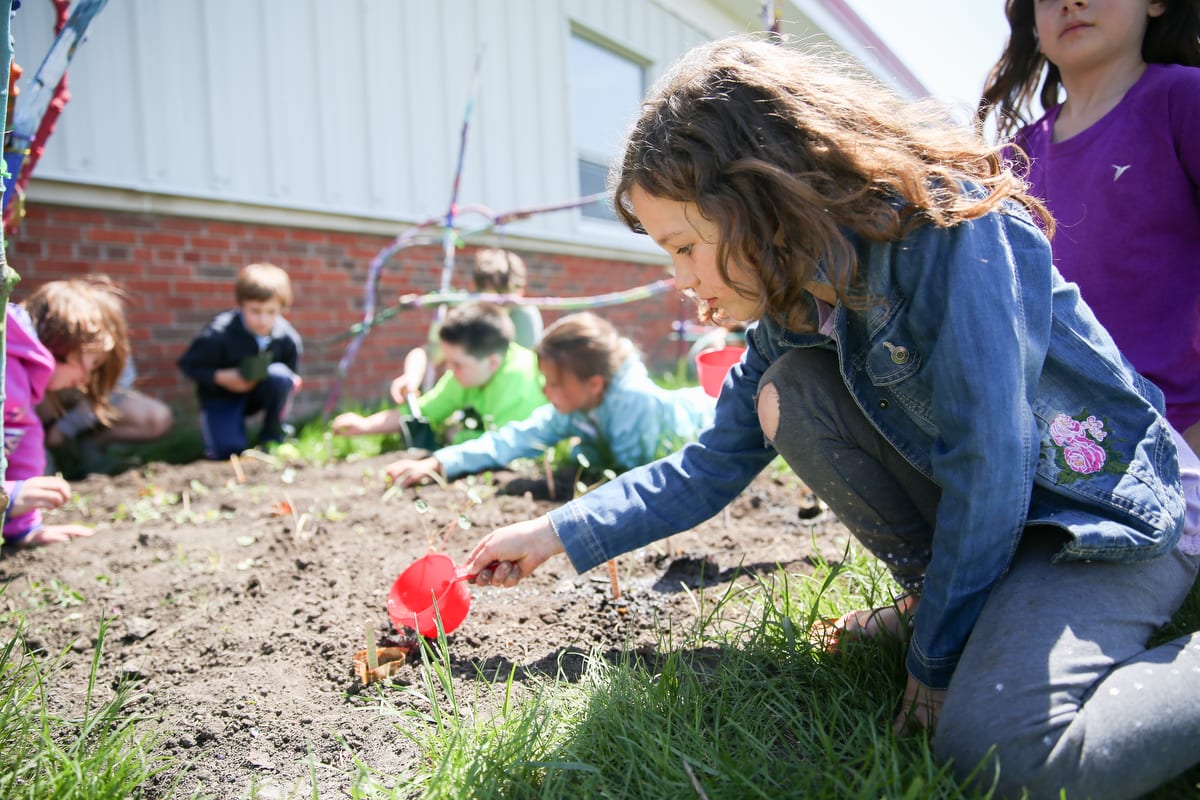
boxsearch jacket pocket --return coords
[864,308,936,435]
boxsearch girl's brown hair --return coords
[612,35,1049,328]
[535,312,633,384]
[980,0,1200,141]
[22,277,130,424]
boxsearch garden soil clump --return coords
[0,450,852,798]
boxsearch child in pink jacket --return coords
[4,279,130,545]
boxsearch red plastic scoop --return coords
[696,346,746,398]
[387,553,475,637]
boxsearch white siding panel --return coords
[497,0,550,223]
[196,0,269,201]
[359,0,409,213]
[260,1,318,204]
[13,0,798,248]
[314,0,368,209]
[141,3,209,190]
[405,1,459,221]
[13,0,146,185]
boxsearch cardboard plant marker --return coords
[352,645,416,685]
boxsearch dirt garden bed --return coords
[0,450,851,798]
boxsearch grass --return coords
[13,402,1200,798]
[357,543,1200,800]
[0,614,171,798]
[358,548,988,799]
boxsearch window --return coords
[568,33,644,222]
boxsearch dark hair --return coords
[980,0,1200,140]
[21,277,130,424]
[535,312,633,383]
[612,36,1047,329]
[438,301,515,358]
[235,262,293,307]
[472,248,527,293]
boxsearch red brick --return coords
[142,232,188,247]
[189,236,232,250]
[84,228,138,244]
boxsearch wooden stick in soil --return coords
[543,450,556,500]
[607,559,621,600]
[230,453,246,483]
[364,623,378,671]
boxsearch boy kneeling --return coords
[333,301,544,447]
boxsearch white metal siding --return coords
[12,0,816,248]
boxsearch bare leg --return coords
[95,388,173,443]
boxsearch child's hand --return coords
[23,524,96,546]
[215,368,257,394]
[464,515,565,588]
[389,374,420,404]
[10,475,72,516]
[331,413,367,436]
[892,673,945,736]
[385,457,443,487]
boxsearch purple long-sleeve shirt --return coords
[1018,63,1200,431]
[3,305,58,539]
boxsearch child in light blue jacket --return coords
[385,312,713,486]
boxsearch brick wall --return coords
[5,204,692,420]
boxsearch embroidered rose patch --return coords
[1044,411,1128,483]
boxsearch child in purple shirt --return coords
[981,0,1200,455]
[5,279,131,545]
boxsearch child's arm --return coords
[433,404,566,479]
[214,368,257,394]
[332,409,401,436]
[390,347,431,403]
[279,322,303,372]
[384,404,565,486]
[5,475,71,518]
[4,476,77,545]
[464,515,564,588]
[177,326,230,391]
[384,455,443,487]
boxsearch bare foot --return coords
[20,524,96,546]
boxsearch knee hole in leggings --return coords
[757,381,780,442]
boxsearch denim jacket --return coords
[435,351,714,479]
[548,203,1184,689]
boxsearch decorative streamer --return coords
[323,189,615,418]
[2,0,108,225]
[334,278,676,342]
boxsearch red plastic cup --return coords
[387,553,474,637]
[696,346,746,398]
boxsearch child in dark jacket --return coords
[178,263,302,459]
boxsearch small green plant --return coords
[0,617,172,797]
[26,579,85,611]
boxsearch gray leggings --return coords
[761,348,1200,799]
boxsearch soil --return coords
[0,450,851,798]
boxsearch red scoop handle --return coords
[452,561,501,582]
